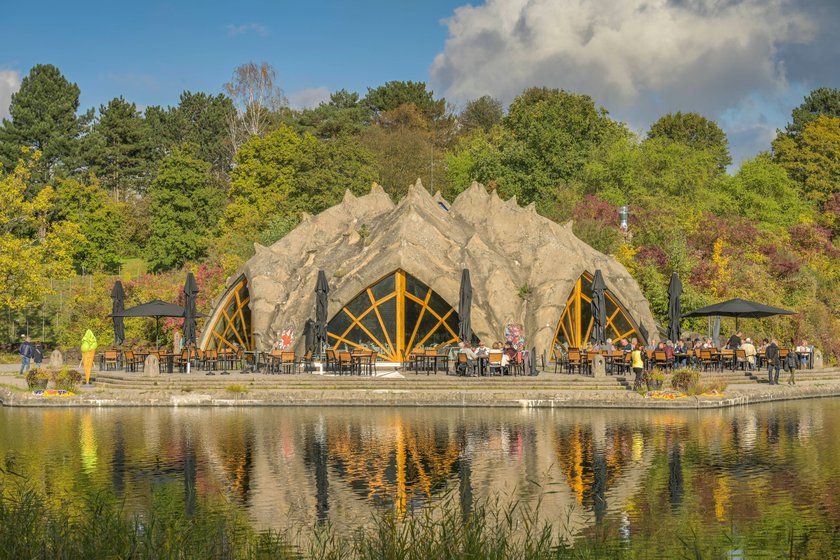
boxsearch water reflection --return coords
[1,400,839,548]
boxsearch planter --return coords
[646,379,664,391]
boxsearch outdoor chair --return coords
[700,350,716,372]
[279,351,297,374]
[325,349,337,373]
[609,351,626,375]
[266,350,283,373]
[654,351,672,372]
[174,349,190,372]
[337,351,355,375]
[508,353,523,376]
[122,350,143,373]
[357,351,375,376]
[567,350,585,375]
[735,349,748,371]
[551,348,565,373]
[296,350,314,373]
[102,350,120,371]
[720,349,736,371]
[456,352,476,376]
[487,352,504,376]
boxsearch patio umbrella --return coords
[112,299,188,350]
[111,280,125,346]
[682,297,795,331]
[182,272,199,373]
[667,272,682,343]
[590,270,607,347]
[458,269,472,343]
[182,272,199,348]
[314,270,329,351]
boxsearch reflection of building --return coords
[200,182,656,359]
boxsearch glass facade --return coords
[554,272,643,349]
[205,276,253,352]
[328,270,460,361]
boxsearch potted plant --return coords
[25,368,50,390]
[645,368,665,390]
[671,367,700,392]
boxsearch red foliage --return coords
[636,245,668,268]
[762,245,802,277]
[689,213,759,257]
[572,195,619,226]
[790,223,840,257]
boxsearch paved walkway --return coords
[2,362,839,409]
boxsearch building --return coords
[199,181,657,361]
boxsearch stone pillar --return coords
[814,350,823,370]
[592,354,607,378]
[144,354,160,376]
[49,349,64,369]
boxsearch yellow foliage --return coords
[615,242,637,274]
[710,238,730,298]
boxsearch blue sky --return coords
[2,0,838,166]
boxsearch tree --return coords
[364,81,446,122]
[222,126,377,251]
[83,96,151,198]
[773,115,840,204]
[51,176,125,272]
[647,112,731,171]
[0,64,91,183]
[224,62,287,153]
[291,89,369,139]
[459,95,502,134]
[0,151,82,312]
[166,92,234,172]
[145,148,225,271]
[785,88,840,138]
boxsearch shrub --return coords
[25,368,50,389]
[226,385,248,394]
[670,368,700,392]
[51,368,82,391]
[689,375,729,395]
[645,368,666,390]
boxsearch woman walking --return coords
[631,343,645,390]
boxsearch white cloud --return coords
[431,0,820,157]
[227,23,269,37]
[0,70,21,120]
[287,86,331,109]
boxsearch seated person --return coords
[741,338,757,370]
[457,342,477,375]
[795,340,810,366]
[503,341,518,364]
[475,341,489,356]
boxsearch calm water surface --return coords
[3,400,840,555]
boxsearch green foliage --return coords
[364,80,446,121]
[773,115,840,205]
[52,176,125,272]
[291,89,370,139]
[50,367,82,391]
[648,111,731,171]
[459,95,503,134]
[25,367,50,388]
[785,87,840,138]
[146,147,224,272]
[0,64,92,183]
[83,96,152,197]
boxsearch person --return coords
[458,342,477,376]
[475,341,489,356]
[19,336,33,375]
[32,341,43,369]
[619,338,632,352]
[796,340,810,368]
[784,340,800,385]
[765,339,780,385]
[631,344,645,390]
[674,339,689,367]
[646,338,658,351]
[726,331,742,350]
[664,340,675,362]
[741,337,757,370]
[503,341,518,366]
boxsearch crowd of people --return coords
[457,340,521,376]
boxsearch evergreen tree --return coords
[0,64,91,184]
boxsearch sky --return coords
[1,0,838,167]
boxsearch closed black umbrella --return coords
[682,298,795,331]
[111,280,125,346]
[112,299,188,350]
[314,271,329,352]
[182,272,199,348]
[458,269,472,343]
[590,270,607,347]
[667,272,682,343]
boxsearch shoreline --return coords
[2,368,839,410]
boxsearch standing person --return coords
[765,339,780,385]
[19,336,33,375]
[631,344,645,390]
[80,330,98,385]
[32,341,43,369]
[726,331,742,349]
[785,340,800,385]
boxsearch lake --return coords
[2,400,840,556]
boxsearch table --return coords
[241,350,262,373]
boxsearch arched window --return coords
[554,272,644,349]
[204,275,252,352]
[328,270,459,362]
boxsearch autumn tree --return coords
[785,88,840,138]
[459,95,503,134]
[773,115,840,204]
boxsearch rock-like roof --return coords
[208,181,657,355]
